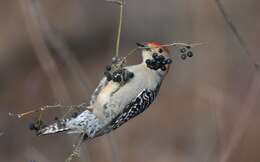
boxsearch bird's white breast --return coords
[93,64,162,124]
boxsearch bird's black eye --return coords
[158,48,163,53]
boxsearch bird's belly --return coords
[93,81,120,120]
[97,82,120,105]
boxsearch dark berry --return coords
[180,48,186,53]
[157,61,164,67]
[153,65,159,70]
[181,54,187,60]
[155,60,162,66]
[106,65,111,71]
[158,55,165,61]
[166,58,172,64]
[154,55,160,60]
[162,60,167,65]
[113,75,122,82]
[152,53,158,58]
[104,72,112,81]
[151,59,156,65]
[72,112,78,118]
[107,75,112,81]
[187,51,193,57]
[161,66,166,71]
[116,76,122,82]
[186,45,191,49]
[112,57,117,63]
[158,48,163,53]
[145,59,151,65]
[128,72,134,79]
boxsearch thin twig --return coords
[65,134,85,162]
[122,42,204,61]
[214,0,259,69]
[161,42,205,48]
[116,1,123,57]
[106,0,122,5]
[8,103,87,119]
[107,0,124,58]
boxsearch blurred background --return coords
[0,0,260,162]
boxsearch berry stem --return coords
[106,0,124,58]
[115,0,124,58]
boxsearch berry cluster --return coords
[180,46,194,60]
[145,53,172,71]
[104,57,134,83]
[105,68,134,82]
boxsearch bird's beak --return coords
[136,42,145,48]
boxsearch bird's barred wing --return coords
[90,77,108,106]
[109,85,160,130]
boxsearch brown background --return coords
[0,0,260,162]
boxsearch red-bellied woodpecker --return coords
[37,42,172,139]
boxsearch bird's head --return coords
[136,42,172,73]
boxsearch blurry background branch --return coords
[214,0,259,69]
[214,1,259,162]
[28,0,92,95]
[218,70,260,162]
[18,0,70,103]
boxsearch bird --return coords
[37,42,173,140]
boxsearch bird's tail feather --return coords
[37,118,71,136]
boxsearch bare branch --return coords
[106,0,122,5]
[107,0,124,58]
[214,0,259,69]
[8,103,87,119]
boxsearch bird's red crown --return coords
[146,42,170,54]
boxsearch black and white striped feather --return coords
[108,85,160,130]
